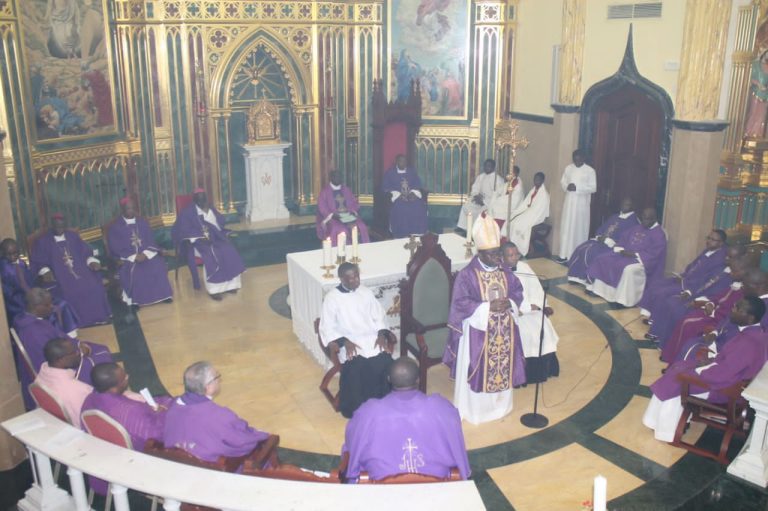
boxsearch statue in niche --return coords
[246,96,280,144]
[744,49,768,139]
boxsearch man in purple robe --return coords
[164,361,270,463]
[316,170,370,246]
[30,214,112,327]
[342,358,470,481]
[586,208,667,307]
[13,288,112,410]
[107,198,173,307]
[643,296,768,442]
[81,362,170,452]
[172,189,245,300]
[0,238,78,335]
[443,215,525,424]
[567,198,637,284]
[382,154,428,238]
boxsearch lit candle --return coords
[593,475,607,511]
[466,212,473,243]
[337,232,346,257]
[352,225,359,258]
[322,237,331,267]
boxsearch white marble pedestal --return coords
[242,142,291,222]
[728,362,768,487]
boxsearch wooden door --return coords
[590,85,663,233]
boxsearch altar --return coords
[286,233,473,366]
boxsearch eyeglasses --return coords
[206,374,222,385]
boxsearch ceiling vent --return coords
[608,2,662,20]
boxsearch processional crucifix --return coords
[494,119,529,240]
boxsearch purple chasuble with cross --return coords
[382,166,428,238]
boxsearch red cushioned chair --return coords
[81,410,134,510]
[29,381,72,424]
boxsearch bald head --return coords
[389,357,419,390]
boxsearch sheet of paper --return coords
[139,388,158,410]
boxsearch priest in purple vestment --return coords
[567,198,638,284]
[316,171,370,246]
[0,238,78,335]
[13,288,112,410]
[643,297,768,442]
[30,214,111,327]
[586,208,667,307]
[382,154,428,238]
[171,189,245,300]
[164,361,270,463]
[342,358,470,481]
[107,198,173,307]
[443,215,525,424]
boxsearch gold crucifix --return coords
[130,229,142,252]
[494,119,529,240]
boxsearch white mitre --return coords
[472,214,501,250]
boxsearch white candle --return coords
[352,225,359,258]
[322,238,332,267]
[466,212,473,243]
[593,475,607,511]
[337,232,346,257]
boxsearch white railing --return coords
[3,409,485,511]
[728,362,768,487]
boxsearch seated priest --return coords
[30,213,111,327]
[319,262,396,418]
[456,159,506,232]
[172,188,245,300]
[1,237,79,336]
[107,198,173,308]
[502,171,550,257]
[567,198,638,284]
[81,362,172,452]
[490,165,525,229]
[316,170,370,246]
[382,154,428,238]
[443,215,525,424]
[164,361,271,463]
[642,296,768,442]
[14,288,113,410]
[342,358,470,482]
[661,254,750,363]
[501,241,560,383]
[34,338,93,424]
[585,208,667,307]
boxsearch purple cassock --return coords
[163,392,269,462]
[0,258,79,333]
[342,389,470,481]
[316,185,371,246]
[586,223,667,289]
[650,324,768,403]
[662,285,744,363]
[30,230,111,327]
[107,217,173,305]
[567,211,638,281]
[12,312,112,410]
[443,256,527,389]
[382,167,428,238]
[172,204,245,290]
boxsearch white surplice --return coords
[319,284,387,363]
[457,172,507,229]
[490,178,525,222]
[512,261,559,357]
[502,185,550,256]
[557,163,597,259]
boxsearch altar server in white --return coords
[557,149,597,261]
[502,171,550,257]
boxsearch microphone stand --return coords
[514,270,550,429]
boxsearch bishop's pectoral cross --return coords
[334,192,348,213]
[130,229,142,253]
[61,246,79,279]
[201,222,210,240]
[400,177,411,201]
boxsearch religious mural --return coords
[20,0,116,142]
[390,0,469,117]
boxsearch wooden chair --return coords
[29,382,72,424]
[399,232,452,393]
[242,445,342,484]
[172,194,203,290]
[529,223,552,258]
[144,435,280,474]
[314,318,342,411]
[671,377,752,465]
[358,467,461,484]
[10,327,37,380]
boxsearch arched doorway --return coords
[579,28,674,233]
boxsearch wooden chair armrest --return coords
[242,434,280,472]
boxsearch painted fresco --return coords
[390,0,469,118]
[20,0,117,142]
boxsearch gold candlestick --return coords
[321,264,335,279]
[349,256,361,264]
[464,241,474,259]
[336,254,346,265]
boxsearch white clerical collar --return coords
[196,205,211,216]
[738,323,760,331]
[330,183,342,191]
[648,222,659,229]
[53,234,65,242]
[761,293,768,299]
[724,266,731,274]
[619,211,633,219]
[123,216,136,225]
[478,259,498,272]
[731,281,742,290]
[705,250,716,257]
[396,167,407,174]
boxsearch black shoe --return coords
[163,298,173,304]
[645,333,658,341]
[227,289,238,294]
[210,293,224,301]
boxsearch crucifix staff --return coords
[494,119,529,240]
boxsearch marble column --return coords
[549,105,581,258]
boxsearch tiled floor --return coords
[67,243,767,510]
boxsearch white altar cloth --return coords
[287,233,472,366]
